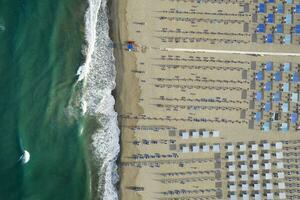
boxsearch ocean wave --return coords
[78,0,120,199]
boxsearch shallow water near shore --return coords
[0,0,90,199]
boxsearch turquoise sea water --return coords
[0,0,90,199]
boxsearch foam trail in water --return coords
[78,0,120,199]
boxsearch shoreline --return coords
[108,0,142,199]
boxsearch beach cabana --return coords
[252,163,259,170]
[239,144,246,151]
[281,103,289,112]
[274,71,282,81]
[286,0,293,4]
[253,173,260,181]
[264,81,272,91]
[292,72,299,82]
[267,14,275,23]
[251,144,258,151]
[285,14,292,24]
[252,154,259,161]
[264,102,271,112]
[268,0,275,3]
[278,172,284,178]
[277,3,284,13]
[256,91,263,101]
[257,24,265,32]
[258,3,266,13]
[282,82,289,92]
[265,183,273,190]
[276,152,283,159]
[254,194,262,200]
[182,146,189,153]
[229,175,236,182]
[266,34,273,43]
[256,71,264,81]
[230,194,237,200]
[284,34,291,44]
[192,131,199,138]
[275,142,283,149]
[295,5,300,14]
[291,92,298,102]
[264,162,272,169]
[265,62,273,71]
[276,24,283,33]
[202,145,210,152]
[212,144,220,152]
[254,183,260,190]
[280,122,288,132]
[181,131,189,139]
[279,193,286,199]
[240,164,248,171]
[278,182,285,189]
[291,113,298,123]
[192,145,200,152]
[212,130,220,137]
[283,63,291,72]
[295,25,300,35]
[242,184,249,191]
[263,122,270,132]
[227,144,234,152]
[228,155,235,162]
[266,193,274,199]
[265,172,272,180]
[264,153,271,160]
[242,194,249,200]
[240,154,247,161]
[228,164,236,172]
[202,131,209,138]
[277,161,284,169]
[263,142,271,150]
[273,92,281,102]
[255,112,262,122]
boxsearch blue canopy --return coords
[295,5,300,14]
[285,14,292,24]
[283,63,291,72]
[257,24,266,32]
[266,34,273,43]
[291,113,298,123]
[291,93,299,102]
[276,24,283,33]
[256,91,263,101]
[284,34,291,44]
[259,3,266,13]
[281,122,288,132]
[263,122,270,132]
[127,43,134,50]
[268,0,275,2]
[283,82,289,92]
[295,25,300,34]
[273,92,281,102]
[277,3,284,13]
[282,103,289,112]
[274,71,282,81]
[265,62,273,71]
[265,102,272,112]
[293,72,299,82]
[267,14,275,23]
[256,112,262,122]
[256,71,264,81]
[265,82,272,91]
[286,0,293,4]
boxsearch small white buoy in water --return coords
[22,150,30,164]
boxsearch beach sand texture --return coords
[113,0,300,199]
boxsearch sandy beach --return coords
[110,0,300,199]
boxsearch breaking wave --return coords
[77,0,120,199]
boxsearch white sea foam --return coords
[78,0,120,199]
